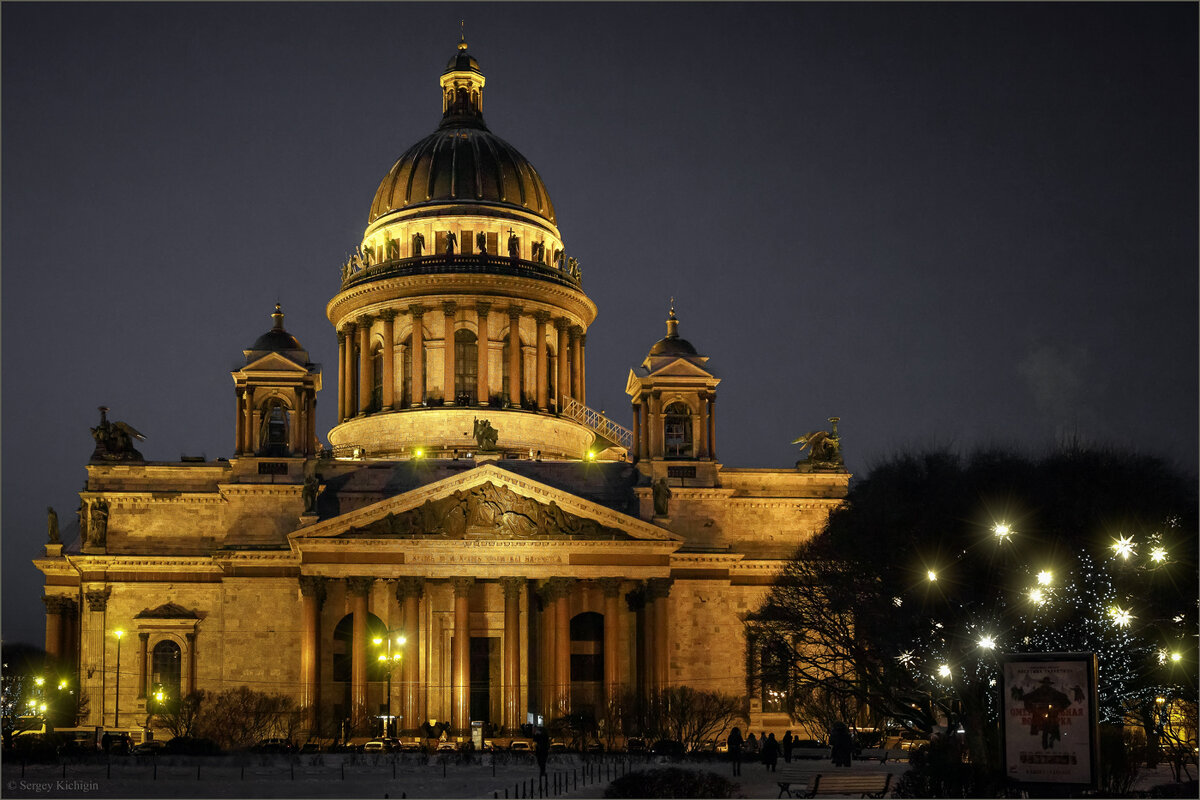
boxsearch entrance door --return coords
[469,636,497,724]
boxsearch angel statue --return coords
[90,406,146,462]
[792,417,843,468]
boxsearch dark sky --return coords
[3,3,1196,646]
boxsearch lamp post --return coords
[373,633,405,737]
[114,629,125,727]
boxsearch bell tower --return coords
[626,303,720,485]
[232,304,322,458]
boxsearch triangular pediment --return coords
[293,463,679,544]
[134,602,199,619]
[645,358,716,379]
[238,351,311,374]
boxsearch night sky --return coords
[3,3,1196,646]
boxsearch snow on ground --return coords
[1,752,1192,799]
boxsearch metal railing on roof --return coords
[339,253,582,291]
[560,397,632,452]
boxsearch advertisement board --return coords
[999,652,1099,790]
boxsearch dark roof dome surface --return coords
[250,304,305,354]
[368,40,556,226]
[647,304,699,357]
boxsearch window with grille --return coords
[664,402,693,457]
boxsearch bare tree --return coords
[154,690,206,739]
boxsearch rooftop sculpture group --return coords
[792,417,844,469]
[89,406,145,462]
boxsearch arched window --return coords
[454,329,477,405]
[664,402,693,458]
[501,336,524,405]
[331,613,388,684]
[401,335,413,407]
[371,347,383,411]
[260,399,289,456]
[151,640,182,705]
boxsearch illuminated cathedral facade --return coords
[35,40,848,741]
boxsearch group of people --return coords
[725,723,856,775]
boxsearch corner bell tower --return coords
[626,304,720,485]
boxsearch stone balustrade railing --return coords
[339,253,582,290]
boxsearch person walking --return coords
[534,729,550,779]
[829,722,853,767]
[746,731,758,757]
[727,726,744,776]
[762,733,780,772]
[782,730,794,763]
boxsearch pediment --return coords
[294,463,678,544]
[238,351,311,374]
[645,358,717,380]
[134,602,199,619]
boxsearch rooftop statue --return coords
[476,231,488,254]
[47,506,60,544]
[473,418,499,451]
[90,406,145,462]
[445,231,457,255]
[652,477,672,516]
[792,417,844,468]
[412,232,426,257]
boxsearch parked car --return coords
[363,740,387,753]
[548,738,568,753]
[132,740,167,756]
[435,739,459,752]
[252,738,295,753]
[624,736,646,754]
[650,739,685,758]
[509,739,533,752]
[397,737,424,752]
[583,738,604,752]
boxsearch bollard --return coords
[341,762,345,780]
[241,765,245,780]
[62,763,67,779]
[154,762,157,780]
[291,763,295,780]
[443,758,447,778]
[574,768,577,790]
[393,759,396,779]
[197,764,201,780]
[105,760,108,779]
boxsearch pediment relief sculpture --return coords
[338,481,626,541]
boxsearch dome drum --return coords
[340,252,582,292]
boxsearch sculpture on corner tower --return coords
[89,406,145,462]
[792,417,844,469]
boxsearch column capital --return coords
[185,631,196,644]
[645,578,674,601]
[346,576,374,597]
[450,577,475,597]
[596,578,624,598]
[533,310,553,324]
[499,576,526,601]
[579,333,587,346]
[138,632,150,644]
[539,576,576,602]
[507,304,524,320]
[341,321,358,336]
[336,331,346,345]
[299,575,327,605]
[624,585,646,612]
[475,301,492,317]
[568,325,583,339]
[357,313,375,327]
[84,587,111,612]
[409,303,427,319]
[379,309,399,322]
[42,595,70,614]
[441,301,458,317]
[554,316,571,331]
[395,576,425,602]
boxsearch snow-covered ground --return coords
[1,752,1191,798]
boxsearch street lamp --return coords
[373,633,405,737]
[114,629,125,727]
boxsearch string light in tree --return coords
[1109,606,1133,627]
[1111,534,1136,560]
[1149,546,1167,563]
[1036,570,1053,586]
[992,522,1013,542]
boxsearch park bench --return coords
[778,770,892,798]
[857,747,909,763]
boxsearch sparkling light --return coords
[892,596,903,607]
[927,570,938,582]
[1150,546,1167,563]
[979,635,996,650]
[1029,588,1047,605]
[895,651,915,665]
[1036,570,1052,586]
[1171,652,1182,663]
[992,522,1013,541]
[938,664,952,678]
[1111,535,1135,560]
[1109,606,1133,627]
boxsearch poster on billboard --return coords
[999,652,1099,789]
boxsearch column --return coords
[500,577,524,733]
[647,579,672,690]
[410,305,426,406]
[335,332,345,421]
[243,387,256,453]
[640,584,656,695]
[579,334,587,407]
[235,389,246,455]
[476,303,491,405]
[395,577,424,733]
[534,312,550,411]
[648,393,663,459]
[137,632,149,698]
[550,578,575,717]
[442,302,458,404]
[347,577,373,726]
[537,582,555,715]
[357,316,373,415]
[507,306,523,407]
[43,596,65,661]
[450,577,474,734]
[599,579,622,706]
[707,396,716,460]
[555,318,570,409]
[84,588,110,727]
[307,390,317,456]
[381,311,397,411]
[342,323,357,421]
[697,394,710,459]
[631,404,641,461]
[299,576,325,732]
[569,327,582,404]
[185,631,197,696]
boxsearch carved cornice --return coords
[346,576,374,597]
[394,576,425,602]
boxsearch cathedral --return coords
[35,40,848,742]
